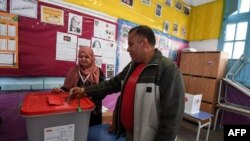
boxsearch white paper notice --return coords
[95,56,102,68]
[56,32,77,62]
[0,23,7,36]
[8,39,16,50]
[0,38,7,50]
[8,24,16,37]
[93,19,116,41]
[102,41,116,65]
[0,53,14,65]
[91,37,104,56]
[78,38,90,48]
[44,124,75,141]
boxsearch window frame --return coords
[218,12,250,60]
[217,0,250,86]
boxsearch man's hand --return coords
[51,87,64,93]
[69,87,86,99]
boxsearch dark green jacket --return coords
[85,49,185,141]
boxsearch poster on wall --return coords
[165,0,172,6]
[183,6,191,15]
[106,64,115,78]
[121,0,133,7]
[10,0,37,19]
[91,36,116,78]
[169,39,180,61]
[173,23,178,35]
[95,56,102,68]
[117,20,134,73]
[56,32,77,62]
[41,6,64,26]
[175,1,182,11]
[91,37,104,56]
[68,13,82,35]
[181,25,187,38]
[155,4,162,17]
[94,19,116,41]
[78,38,91,48]
[155,34,171,58]
[141,0,151,6]
[119,25,130,52]
[102,41,117,78]
[163,21,169,33]
[0,0,7,11]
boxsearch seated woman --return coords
[52,46,105,126]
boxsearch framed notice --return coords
[183,6,191,15]
[163,21,169,33]
[41,6,64,26]
[141,0,151,6]
[68,13,82,35]
[10,0,37,19]
[155,4,162,17]
[0,12,18,68]
[173,23,178,34]
[121,0,133,7]
[175,1,182,11]
[165,0,172,6]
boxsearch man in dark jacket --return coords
[70,25,185,141]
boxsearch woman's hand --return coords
[51,87,64,93]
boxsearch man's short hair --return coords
[129,25,156,46]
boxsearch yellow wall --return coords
[188,0,224,41]
[64,0,223,41]
[64,0,190,40]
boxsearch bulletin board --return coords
[0,1,117,77]
[116,19,188,74]
[0,12,18,68]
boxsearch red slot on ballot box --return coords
[20,92,95,141]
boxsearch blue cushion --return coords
[87,124,125,141]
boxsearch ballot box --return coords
[20,92,94,141]
[184,93,202,114]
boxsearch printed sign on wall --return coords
[10,0,37,19]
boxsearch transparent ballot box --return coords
[20,92,94,141]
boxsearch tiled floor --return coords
[177,119,224,141]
